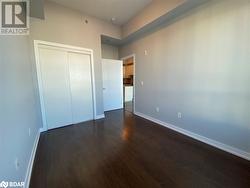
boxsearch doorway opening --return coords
[122,54,135,113]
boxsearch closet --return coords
[35,41,94,130]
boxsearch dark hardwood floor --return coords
[30,110,250,188]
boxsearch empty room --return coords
[1,0,250,187]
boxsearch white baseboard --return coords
[95,114,105,120]
[24,130,41,188]
[134,111,250,161]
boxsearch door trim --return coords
[121,54,136,113]
[34,40,97,131]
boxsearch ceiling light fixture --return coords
[111,17,116,24]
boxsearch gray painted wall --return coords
[101,44,119,59]
[0,36,42,182]
[30,1,121,116]
[30,0,45,19]
[120,0,250,153]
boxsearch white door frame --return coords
[121,54,136,113]
[34,40,97,131]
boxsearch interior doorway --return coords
[121,54,135,113]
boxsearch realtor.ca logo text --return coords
[0,0,29,35]
[0,181,24,188]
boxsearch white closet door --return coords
[39,47,73,129]
[102,59,123,111]
[69,52,94,123]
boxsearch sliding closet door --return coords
[39,47,73,129]
[68,52,94,123]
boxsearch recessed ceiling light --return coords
[111,17,116,23]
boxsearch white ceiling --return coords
[49,0,152,25]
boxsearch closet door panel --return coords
[68,52,94,123]
[39,47,73,129]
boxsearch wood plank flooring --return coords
[30,110,250,188]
